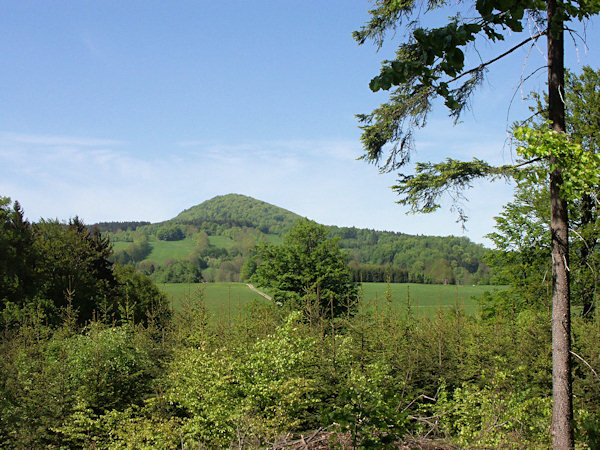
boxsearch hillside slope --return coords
[96,194,493,284]
[171,194,301,235]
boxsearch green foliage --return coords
[349,262,416,283]
[514,124,600,200]
[57,324,156,414]
[112,265,171,327]
[30,217,116,325]
[172,193,301,236]
[3,280,599,447]
[104,194,492,286]
[111,237,152,265]
[252,219,358,317]
[393,158,512,221]
[0,321,160,448]
[91,221,150,234]
[0,200,170,329]
[487,67,600,314]
[0,198,37,308]
[163,312,319,446]
[330,360,409,447]
[156,224,185,241]
[426,257,455,284]
[431,370,552,448]
[484,183,551,311]
[152,259,204,283]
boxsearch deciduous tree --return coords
[251,219,358,317]
[355,1,600,446]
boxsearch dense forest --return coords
[95,193,493,285]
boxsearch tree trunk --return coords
[547,0,574,447]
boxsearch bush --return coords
[430,369,552,448]
[163,312,319,446]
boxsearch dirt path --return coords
[246,283,273,301]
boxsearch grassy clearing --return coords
[147,238,197,264]
[112,238,198,264]
[263,234,283,245]
[360,283,503,316]
[111,241,131,252]
[159,282,268,316]
[208,235,236,248]
[159,282,503,317]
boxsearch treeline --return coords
[91,221,150,233]
[111,239,152,265]
[349,263,423,283]
[330,226,491,284]
[0,198,169,327]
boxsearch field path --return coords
[246,284,278,303]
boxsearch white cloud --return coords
[0,132,123,148]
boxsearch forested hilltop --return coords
[95,193,492,285]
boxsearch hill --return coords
[171,194,301,235]
[96,194,493,285]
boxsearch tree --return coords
[0,200,170,328]
[355,1,600,446]
[562,67,600,317]
[32,218,117,324]
[157,225,185,241]
[486,67,600,316]
[0,198,37,308]
[251,219,358,317]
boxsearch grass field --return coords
[208,235,235,249]
[159,282,268,316]
[112,233,283,264]
[159,282,504,317]
[111,238,198,264]
[148,239,197,264]
[360,283,502,316]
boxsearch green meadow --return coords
[360,282,503,316]
[146,238,197,264]
[159,282,268,316]
[113,238,197,264]
[159,282,503,317]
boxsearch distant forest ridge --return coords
[91,194,493,285]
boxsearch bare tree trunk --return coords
[547,1,574,447]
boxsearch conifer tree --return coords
[355,1,600,446]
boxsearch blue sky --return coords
[1,1,598,245]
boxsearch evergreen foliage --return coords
[90,221,151,234]
[0,199,169,329]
